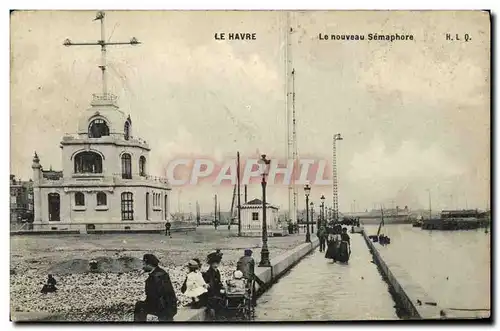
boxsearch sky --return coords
[10,10,490,214]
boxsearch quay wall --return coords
[361,230,444,319]
[13,237,319,322]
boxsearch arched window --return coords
[139,156,146,177]
[96,192,107,206]
[121,153,132,179]
[74,152,103,174]
[75,192,85,206]
[88,119,110,138]
[124,121,131,140]
[121,192,134,220]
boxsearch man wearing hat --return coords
[202,252,224,319]
[236,249,263,307]
[134,254,178,322]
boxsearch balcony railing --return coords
[112,173,170,185]
[62,133,148,146]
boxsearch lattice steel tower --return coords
[284,11,298,225]
[332,133,343,222]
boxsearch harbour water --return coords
[255,224,490,320]
[364,224,491,312]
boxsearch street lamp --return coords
[320,195,326,227]
[258,154,271,267]
[310,201,315,234]
[304,184,311,243]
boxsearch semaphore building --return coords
[30,11,171,233]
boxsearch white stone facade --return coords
[31,94,171,233]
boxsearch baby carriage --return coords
[220,278,255,321]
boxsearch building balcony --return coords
[61,133,150,150]
[39,172,171,190]
[112,173,171,189]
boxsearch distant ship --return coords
[421,209,491,230]
[344,207,412,224]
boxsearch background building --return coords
[240,198,287,236]
[10,175,34,223]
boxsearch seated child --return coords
[41,274,57,294]
[226,270,246,295]
[183,260,208,306]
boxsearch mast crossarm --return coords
[62,12,141,96]
[64,41,140,46]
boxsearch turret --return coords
[31,151,42,223]
[31,151,42,185]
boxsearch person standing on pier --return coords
[317,225,327,253]
[325,226,342,261]
[134,254,177,322]
[340,227,351,258]
[165,222,171,237]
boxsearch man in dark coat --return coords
[202,253,224,319]
[165,222,172,237]
[317,225,327,252]
[236,249,263,306]
[134,254,178,322]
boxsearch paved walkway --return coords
[254,233,398,321]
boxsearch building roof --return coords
[242,198,278,210]
[42,170,63,180]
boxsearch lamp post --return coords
[310,201,315,234]
[304,184,311,243]
[320,195,325,227]
[258,154,271,267]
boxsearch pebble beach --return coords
[10,228,303,321]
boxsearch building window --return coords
[164,195,168,220]
[121,153,132,179]
[96,192,107,206]
[88,119,110,138]
[74,152,103,174]
[121,192,134,220]
[252,212,259,221]
[139,156,146,177]
[48,193,60,222]
[124,121,131,140]
[145,192,150,220]
[75,192,85,206]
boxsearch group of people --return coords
[133,248,261,321]
[180,248,261,319]
[317,224,351,263]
